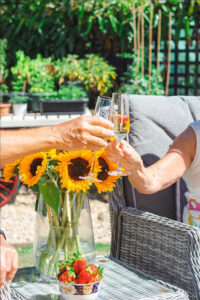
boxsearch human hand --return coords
[106,139,143,173]
[0,235,18,288]
[53,115,114,151]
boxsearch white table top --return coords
[0,108,91,128]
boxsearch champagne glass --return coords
[108,93,131,176]
[79,96,111,181]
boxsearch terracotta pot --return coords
[0,103,11,116]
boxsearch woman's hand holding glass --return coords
[106,139,143,175]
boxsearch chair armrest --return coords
[116,207,200,300]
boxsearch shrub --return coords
[54,54,116,96]
[119,54,164,95]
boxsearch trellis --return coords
[133,4,200,96]
[158,27,200,96]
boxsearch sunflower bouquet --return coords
[3,148,119,277]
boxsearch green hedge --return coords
[1,0,199,68]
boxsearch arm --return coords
[107,126,196,194]
[0,115,114,167]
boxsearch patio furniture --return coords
[7,257,189,299]
[109,95,200,300]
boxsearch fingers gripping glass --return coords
[79,96,111,182]
[108,93,131,177]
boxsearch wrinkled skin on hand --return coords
[106,139,143,173]
[55,115,114,151]
[0,235,18,288]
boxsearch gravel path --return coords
[0,185,111,245]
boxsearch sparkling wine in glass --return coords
[79,96,111,181]
[112,114,130,140]
[109,93,131,176]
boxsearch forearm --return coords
[128,151,190,194]
[0,126,58,166]
[128,164,163,194]
[0,116,114,167]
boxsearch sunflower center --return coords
[30,158,43,176]
[97,157,109,181]
[68,158,90,181]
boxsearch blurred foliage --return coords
[120,53,164,95]
[11,51,55,93]
[54,54,116,95]
[1,0,199,67]
[42,83,87,100]
[0,0,199,103]
[0,39,8,83]
[11,51,32,93]
[7,50,116,101]
[9,95,29,104]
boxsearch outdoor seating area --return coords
[0,1,200,300]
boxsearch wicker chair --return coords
[109,95,200,300]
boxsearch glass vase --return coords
[33,191,95,279]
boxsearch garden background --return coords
[1,0,200,108]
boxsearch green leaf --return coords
[98,266,104,276]
[109,15,117,33]
[83,16,93,36]
[184,17,190,38]
[39,182,60,215]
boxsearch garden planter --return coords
[40,99,88,115]
[0,103,11,116]
[12,103,28,117]
[28,93,53,113]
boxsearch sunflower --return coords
[47,149,59,160]
[94,151,119,193]
[3,159,20,181]
[19,152,47,187]
[55,150,100,193]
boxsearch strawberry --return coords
[72,258,87,275]
[89,276,98,283]
[77,269,92,284]
[74,279,79,284]
[58,267,76,283]
[58,262,67,273]
[87,264,98,276]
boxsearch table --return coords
[7,257,189,300]
[0,108,91,128]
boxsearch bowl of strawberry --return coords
[57,253,103,300]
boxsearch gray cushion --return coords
[123,95,200,220]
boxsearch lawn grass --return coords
[14,243,110,268]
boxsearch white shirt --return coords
[182,120,200,226]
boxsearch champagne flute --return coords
[108,93,131,176]
[79,96,111,181]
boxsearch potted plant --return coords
[40,82,88,115]
[28,55,55,112]
[54,54,117,108]
[0,39,11,116]
[9,95,29,116]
